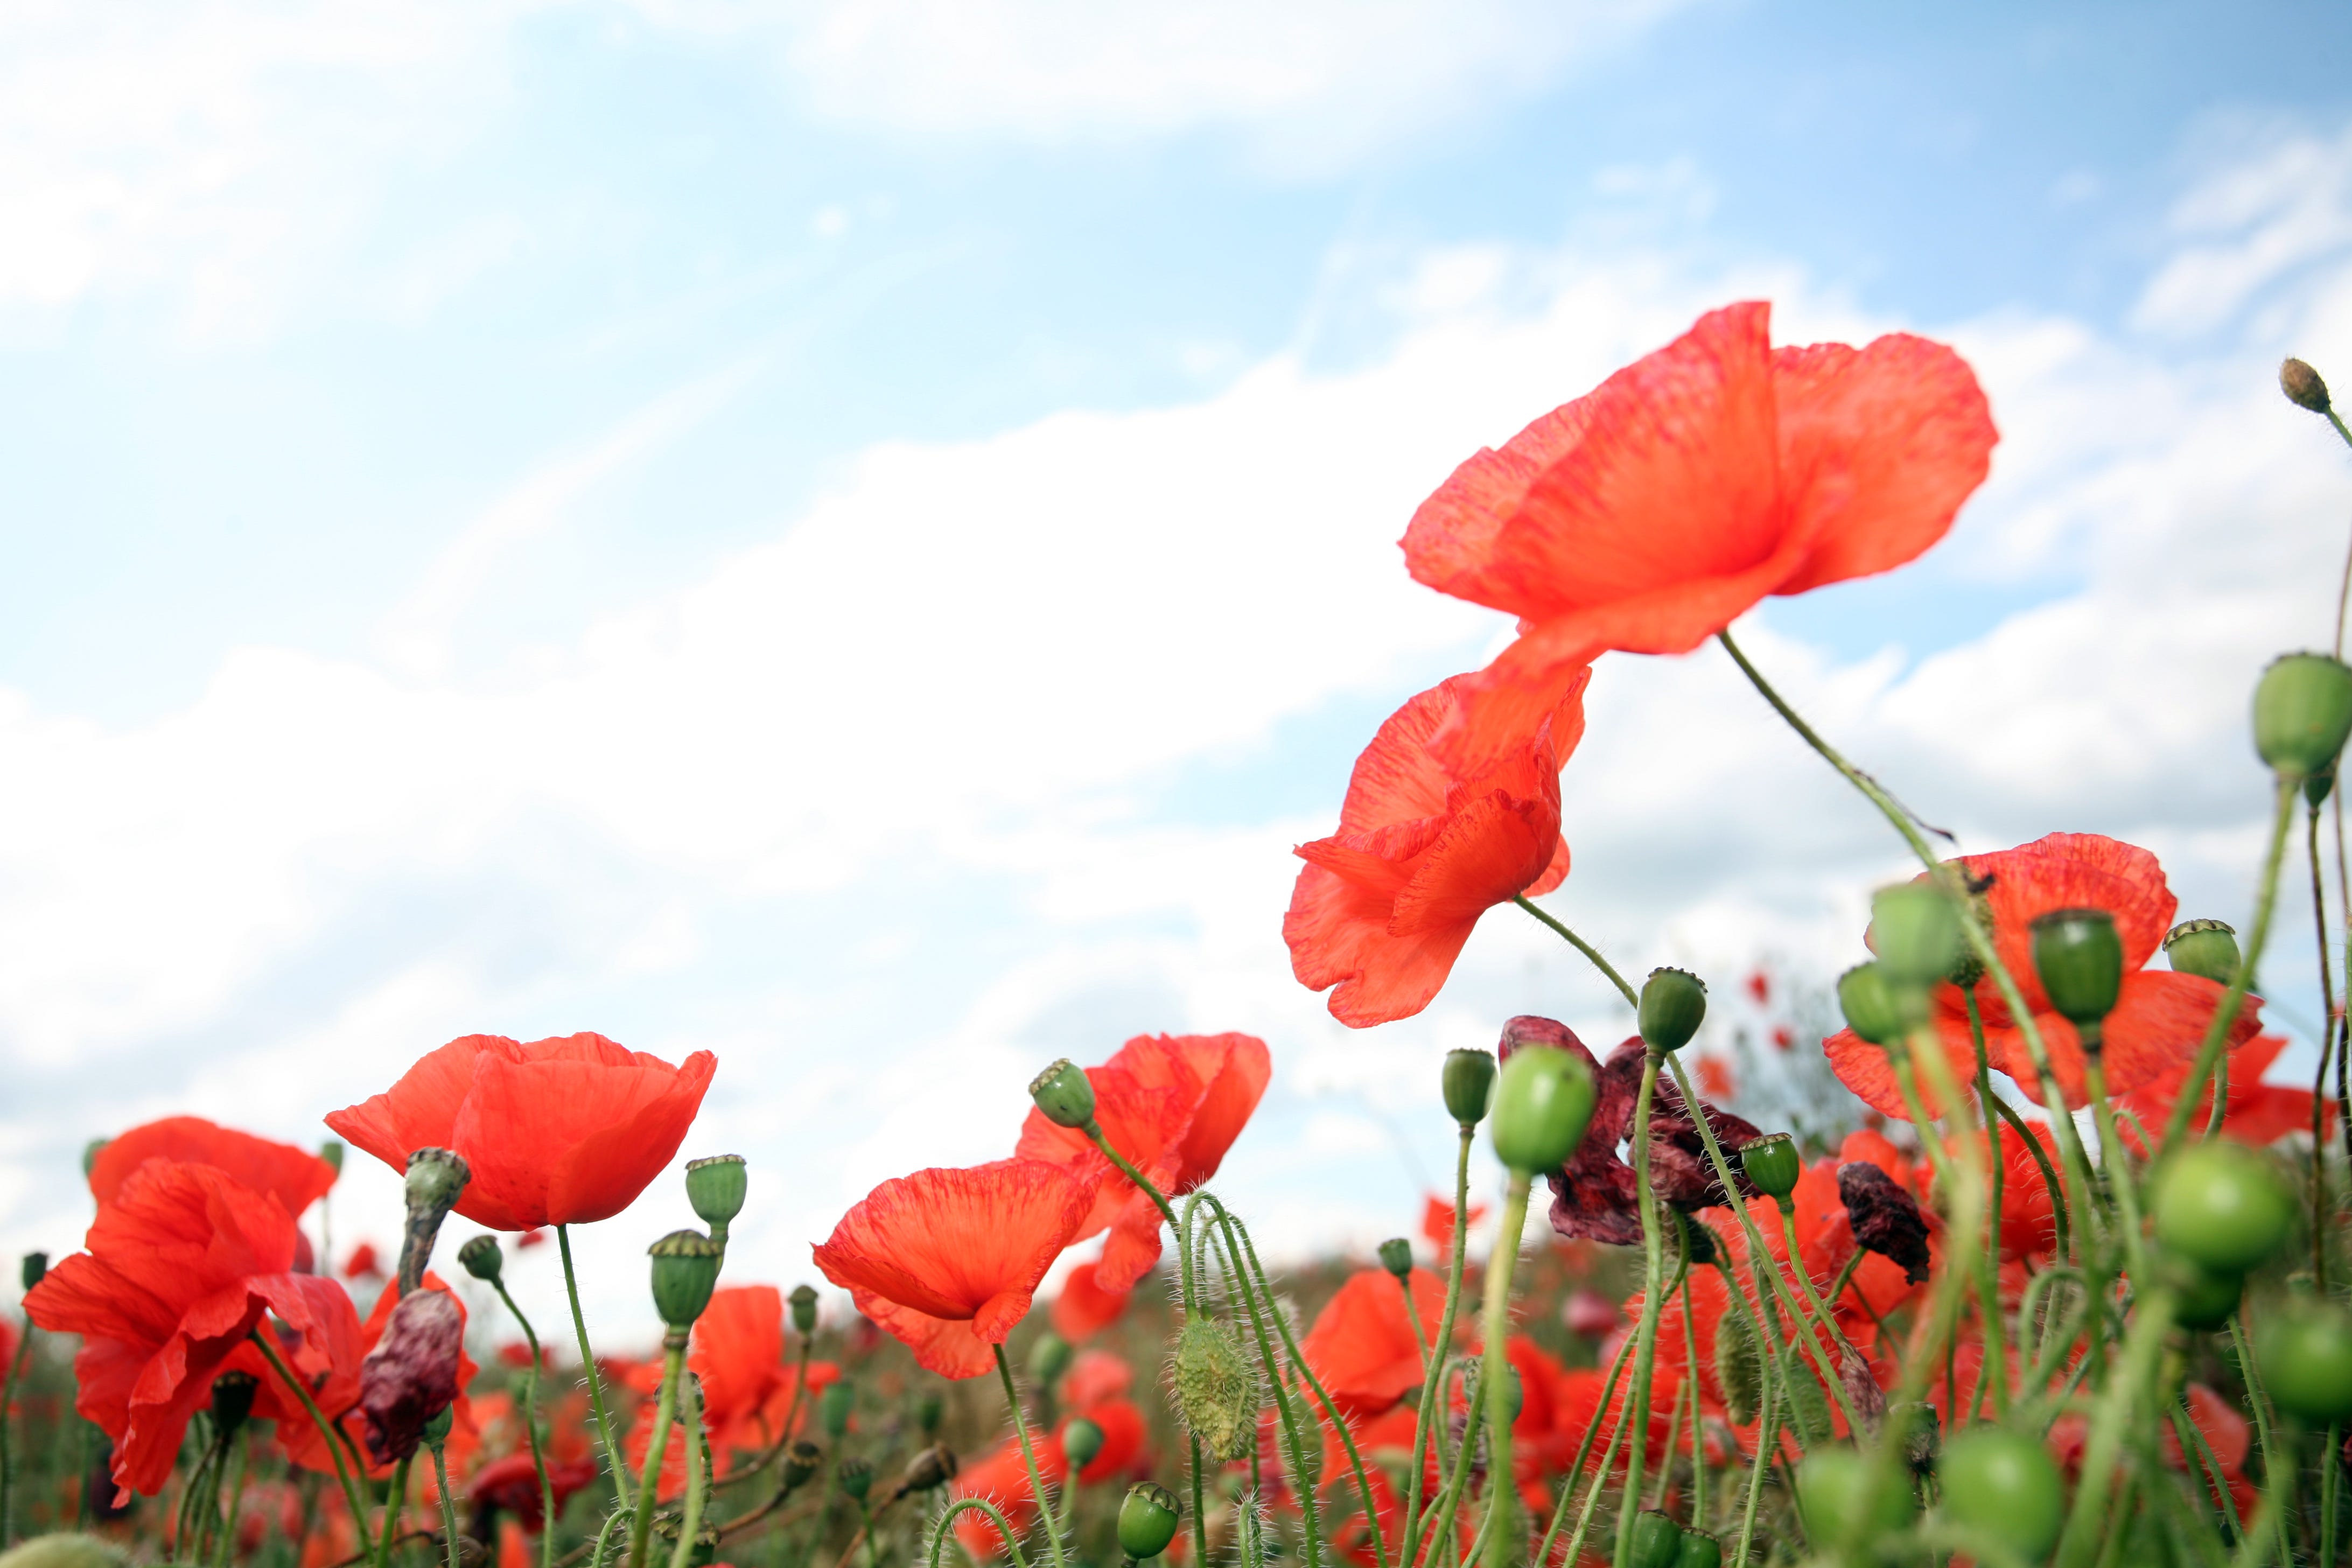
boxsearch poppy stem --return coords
[668,1372,709,1568]
[1615,1052,1667,1568]
[374,1455,414,1568]
[491,1280,562,1568]
[1529,1331,1633,1568]
[2311,800,2335,1295]
[1402,1126,1474,1568]
[627,1338,687,1568]
[1678,1264,1704,1529]
[1511,897,1637,1008]
[2227,1314,2290,1565]
[2080,1049,2148,1283]
[1730,1368,1778,1568]
[1195,1202,1332,1568]
[249,1328,376,1558]
[429,1434,463,1568]
[558,1224,632,1511]
[925,1498,1033,1568]
[1966,1005,2011,1422]
[993,1344,1069,1568]
[2160,776,2300,1156]
[1768,1204,1867,1438]
[2052,1289,2173,1568]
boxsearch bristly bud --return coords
[684,1155,747,1245]
[781,1441,823,1494]
[1674,1529,1723,1568]
[1062,1415,1104,1472]
[319,1140,344,1175]
[789,1283,820,1337]
[1638,967,1707,1054]
[836,1457,872,1502]
[2029,907,2124,1047]
[916,1388,943,1435]
[1377,1238,1413,1280]
[1715,1313,1762,1425]
[890,1443,956,1502]
[1739,1133,1802,1202]
[1838,1163,1933,1285]
[1487,1044,1597,1175]
[359,1288,464,1465]
[1172,1317,1258,1461]
[210,1370,259,1435]
[2282,357,2332,414]
[1871,883,1962,996]
[1627,1510,1682,1568]
[819,1380,854,1439]
[1677,1216,1718,1269]
[396,1147,471,1296]
[1028,1059,1098,1129]
[1026,1330,1073,1386]
[457,1235,503,1285]
[20,1252,46,1292]
[1836,963,1906,1047]
[2255,652,2352,780]
[1441,1048,1497,1126]
[1117,1482,1182,1562]
[647,1230,723,1331]
[2164,919,2240,984]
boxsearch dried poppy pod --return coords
[2255,652,2352,781]
[890,1442,957,1501]
[781,1440,823,1494]
[359,1287,464,1465]
[2163,919,2239,984]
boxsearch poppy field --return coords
[8,301,2352,1568]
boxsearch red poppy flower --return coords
[1285,671,1586,1026]
[24,1160,356,1499]
[274,1272,481,1482]
[1059,1397,1147,1485]
[813,1159,1097,1379]
[1049,1261,1133,1342]
[326,1033,717,1232]
[1014,1033,1270,1291]
[468,1453,600,1535]
[89,1117,339,1221]
[627,1285,812,1496]
[342,1242,383,1280]
[1824,835,2264,1115]
[1419,1193,1488,1262]
[2120,1034,2332,1150]
[950,1435,1072,1560]
[1399,300,1996,773]
[1060,1349,1133,1411]
[1298,1266,1450,1419]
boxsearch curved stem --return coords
[1203,1202,1336,1568]
[1616,1052,1667,1568]
[1403,1128,1475,1565]
[1511,897,1637,1007]
[2229,1314,2288,1565]
[250,1328,375,1557]
[993,1344,1069,1568]
[494,1281,562,1568]
[627,1341,687,1568]
[1475,1175,1532,1568]
[926,1499,1033,1568]
[559,1224,631,1509]
[431,1438,464,1568]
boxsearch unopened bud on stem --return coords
[1028,1060,1097,1129]
[1638,967,1707,1053]
[2282,357,2332,414]
[2256,652,2352,781]
[1487,1044,1596,1174]
[397,1148,470,1297]
[2030,907,2124,1050]
[648,1230,723,1331]
[1377,1238,1413,1279]
[1441,1049,1496,1127]
[457,1235,502,1285]
[789,1283,819,1337]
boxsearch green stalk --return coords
[2321,1422,2341,1568]
[668,1373,709,1568]
[1403,1126,1476,1566]
[1678,1264,1705,1530]
[2080,1041,2147,1281]
[1772,1204,1868,1438]
[1615,1052,1668,1568]
[1731,1374,1779,1568]
[1194,1203,1325,1568]
[1556,1384,1633,1568]
[1529,1335,1634,1568]
[627,1340,688,1568]
[251,1329,375,1557]
[2052,1290,2173,1568]
[926,1499,1033,1568]
[213,1430,249,1568]
[493,1280,562,1568]
[430,1434,464,1568]
[1414,1362,1484,1568]
[1970,990,2071,1266]
[559,1224,632,1509]
[373,1455,414,1568]
[1475,1175,1533,1568]
[2228,1314,2288,1565]
[993,1345,1069,1568]
[1966,999,2010,1418]
[2312,801,2335,1292]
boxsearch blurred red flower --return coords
[813,1159,1097,1378]
[1059,1397,1147,1485]
[1696,1056,1736,1101]
[342,1242,383,1280]
[627,1285,830,1495]
[88,1117,339,1222]
[1824,835,2263,1115]
[468,1452,600,1536]
[1060,1348,1132,1411]
[326,1032,717,1231]
[2120,1033,2333,1150]
[1419,1193,1487,1262]
[1400,300,1996,773]
[1049,1260,1133,1342]
[1298,1266,1450,1419]
[950,1434,1071,1560]
[1285,671,1587,1026]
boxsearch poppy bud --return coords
[1714,1315,1761,1426]
[2152,1142,2294,1274]
[837,1457,872,1502]
[2311,764,2337,808]
[2258,1299,2352,1424]
[1173,1317,1258,1461]
[80,1139,107,1179]
[20,1252,45,1292]
[1871,883,1962,995]
[916,1388,943,1435]
[359,1287,464,1465]
[893,1442,956,1499]
[820,1380,854,1439]
[1488,1044,1597,1175]
[1639,967,1708,1054]
[2163,1254,2244,1332]
[1029,1059,1097,1130]
[1674,1530,1723,1568]
[457,1235,502,1285]
[1836,963,1906,1047]
[1117,1482,1182,1562]
[648,1229,723,1331]
[1628,1510,1682,1568]
[790,1282,820,1336]
[1377,1238,1413,1279]
[2255,652,2352,780]
[1442,1048,1497,1126]
[2164,919,2240,984]
[1027,1331,1073,1386]
[320,1140,344,1175]
[2282,356,2333,414]
[421,1404,453,1450]
[1795,1446,1916,1545]
[1499,1363,1524,1423]
[211,1370,259,1435]
[782,1441,823,1494]
[2029,907,2123,1047]
[1739,1133,1802,1202]
[1939,1426,2063,1563]
[1062,1415,1104,1472]
[1838,1164,1932,1285]
[397,1147,471,1296]
[685,1155,747,1244]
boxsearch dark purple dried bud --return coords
[1838,1338,1888,1436]
[1838,1162,1933,1285]
[360,1287,464,1465]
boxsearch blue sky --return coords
[6,0,2352,1334]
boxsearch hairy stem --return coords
[559,1225,631,1510]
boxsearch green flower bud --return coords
[2255,652,2352,780]
[1639,968,1707,1054]
[456,1235,503,1285]
[781,1441,823,1494]
[820,1380,854,1439]
[2257,1300,2352,1424]
[1939,1427,2062,1563]
[2164,919,2241,984]
[1739,1133,1802,1201]
[0,1535,128,1568]
[320,1140,345,1175]
[916,1388,943,1435]
[684,1155,747,1242]
[1499,1364,1524,1423]
[20,1254,46,1293]
[1871,883,1962,995]
[1627,1510,1682,1568]
[648,1230,723,1331]
[1026,1331,1073,1387]
[2152,1142,2295,1275]
[1117,1482,1182,1561]
[1673,1530,1723,1568]
[1173,1317,1258,1461]
[1795,1446,1915,1547]
[837,1457,872,1502]
[2282,357,2333,414]
[1488,1044,1597,1175]
[1837,963,1906,1047]
[421,1404,454,1449]
[80,1139,107,1179]
[398,1147,471,1296]
[1062,1415,1104,1472]
[2029,907,2124,1045]
[1028,1059,1097,1129]
[1377,1238,1413,1280]
[210,1370,259,1434]
[1714,1313,1761,1426]
[2165,1255,2245,1332]
[790,1283,820,1337]
[1441,1048,1496,1127]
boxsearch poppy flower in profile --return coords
[1015,1033,1271,1291]
[1298,1266,1450,1419]
[1060,1348,1133,1411]
[1400,300,1997,773]
[1823,834,2264,1116]
[88,1117,340,1221]
[1285,671,1588,1027]
[813,1159,1097,1379]
[469,1451,601,1535]
[326,1032,717,1232]
[2120,1034,2333,1150]
[1049,1261,1133,1342]
[25,1160,358,1499]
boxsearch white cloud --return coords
[2134,122,2352,337]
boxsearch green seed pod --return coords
[1639,968,1709,1054]
[2282,356,2332,414]
[2164,919,2240,984]
[1488,1044,1597,1174]
[1714,1314,1762,1426]
[1739,1133,1802,1201]
[2258,1300,2352,1424]
[2151,1143,2295,1275]
[1673,1530,1722,1568]
[836,1457,872,1502]
[684,1155,747,1240]
[1442,1048,1497,1127]
[1172,1317,1258,1461]
[1795,1446,1916,1546]
[895,1443,957,1497]
[1117,1481,1182,1561]
[820,1380,854,1439]
[1871,883,1963,995]
[647,1230,724,1331]
[2163,1254,2244,1332]
[1938,1426,2064,1562]
[2029,908,2124,1040]
[1027,1330,1073,1387]
[456,1235,503,1285]
[19,1254,45,1293]
[1028,1059,1097,1129]
[1062,1415,1104,1473]
[781,1440,822,1494]
[320,1140,345,1175]
[1784,1363,1836,1448]
[2255,652,2352,780]
[1837,963,1906,1047]
[2309,765,2337,807]
[1627,1510,1682,1568]
[790,1283,820,1337]
[421,1404,454,1450]
[1377,1238,1413,1279]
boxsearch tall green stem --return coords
[1475,1175,1532,1568]
[2312,801,2336,1292]
[1770,1204,1867,1438]
[628,1341,688,1568]
[2052,1289,2174,1564]
[1403,1128,1475,1566]
[669,1373,709,1568]
[250,1329,375,1558]
[431,1436,463,1568]
[560,1224,632,1509]
[373,1456,414,1568]
[1966,999,2010,1418]
[493,1281,561,1568]
[1615,1052,1667,1568]
[1731,1374,1779,1568]
[993,1345,1069,1568]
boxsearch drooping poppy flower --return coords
[1824,835,2264,1115]
[950,1433,1072,1560]
[88,1117,339,1221]
[813,1159,1097,1379]
[1400,300,1997,773]
[1298,1266,1449,1419]
[1015,1033,1270,1291]
[273,1272,481,1482]
[1050,1261,1133,1342]
[326,1032,717,1232]
[24,1160,358,1499]
[2120,1034,2333,1150]
[1284,670,1588,1026]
